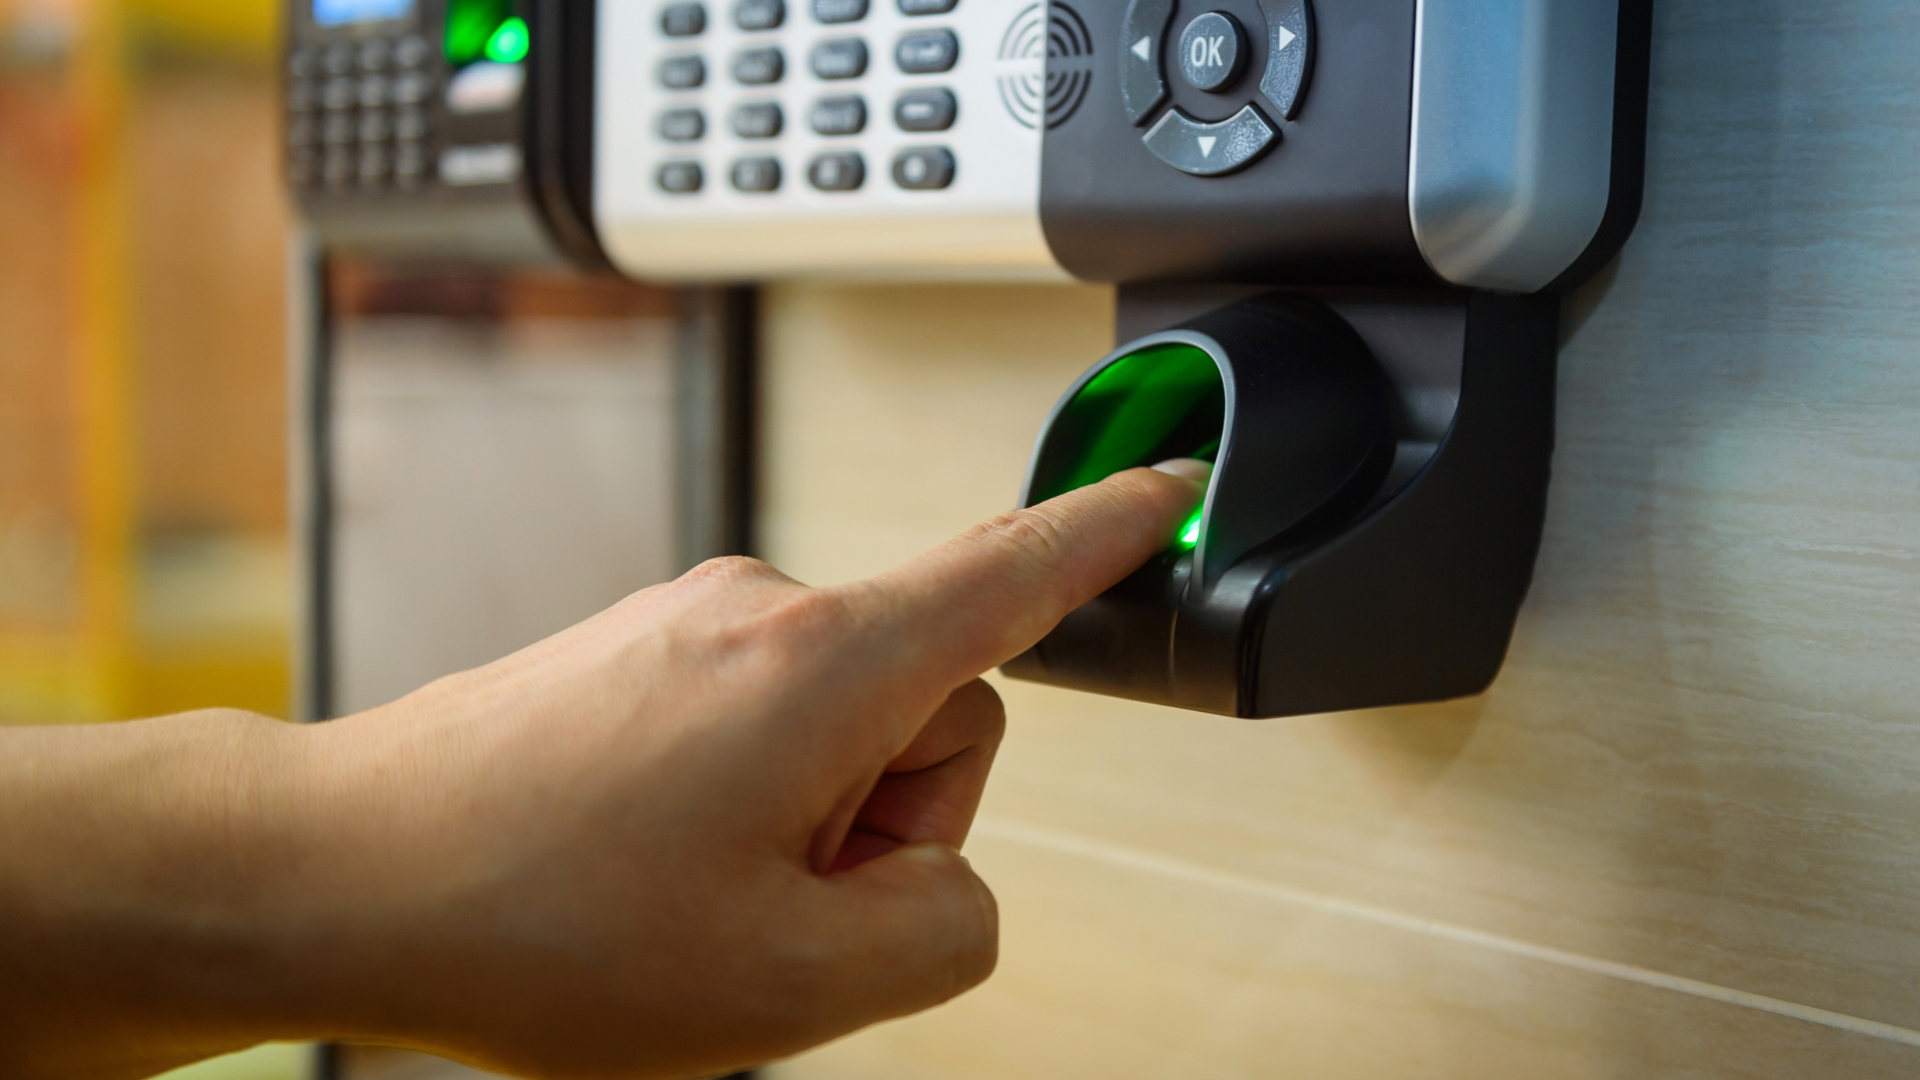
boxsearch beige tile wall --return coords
[757,1,1920,1075]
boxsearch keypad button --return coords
[288,114,317,147]
[1140,103,1276,175]
[730,156,782,192]
[659,55,708,89]
[288,46,319,79]
[731,102,784,138]
[891,146,954,189]
[287,79,316,111]
[358,144,389,185]
[289,147,318,187]
[895,30,957,73]
[358,74,390,108]
[808,152,865,191]
[322,112,356,145]
[897,0,955,13]
[661,2,708,36]
[658,107,707,141]
[809,38,868,79]
[323,43,357,76]
[322,146,354,188]
[812,0,867,22]
[1256,0,1313,120]
[385,69,428,103]
[395,34,431,68]
[809,94,867,135]
[658,160,705,192]
[322,77,356,111]
[393,71,434,105]
[394,142,429,187]
[893,88,955,130]
[1177,11,1247,93]
[1119,0,1175,125]
[732,47,784,84]
[358,38,392,72]
[394,106,430,141]
[358,109,391,142]
[733,0,785,30]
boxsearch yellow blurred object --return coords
[0,0,295,724]
[148,1043,315,1080]
[129,0,279,59]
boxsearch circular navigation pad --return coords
[1177,11,1247,94]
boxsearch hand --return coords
[0,461,1207,1080]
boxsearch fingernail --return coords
[1151,458,1213,483]
[898,842,961,866]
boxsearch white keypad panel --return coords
[596,0,1067,279]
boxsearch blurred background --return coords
[1,0,295,725]
[0,0,681,1075]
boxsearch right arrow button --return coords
[1141,104,1277,176]
[1258,0,1313,120]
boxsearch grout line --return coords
[972,815,1920,1049]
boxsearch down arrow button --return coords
[1141,105,1276,176]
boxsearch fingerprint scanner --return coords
[1027,342,1226,508]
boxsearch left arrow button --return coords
[1120,0,1175,126]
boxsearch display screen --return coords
[313,0,414,27]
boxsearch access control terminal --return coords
[284,0,606,265]
[992,0,1654,717]
[569,0,1652,718]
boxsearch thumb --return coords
[808,843,998,1026]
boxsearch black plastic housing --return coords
[1040,0,1653,291]
[1043,0,1431,287]
[1003,290,1557,717]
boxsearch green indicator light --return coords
[485,16,530,63]
[1178,509,1202,546]
[445,0,513,65]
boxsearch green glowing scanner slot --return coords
[1020,296,1393,590]
[1024,342,1226,554]
[1007,293,1401,713]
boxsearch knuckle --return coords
[683,554,781,586]
[977,507,1072,566]
[757,586,855,641]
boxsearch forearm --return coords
[0,710,334,1079]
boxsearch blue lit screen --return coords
[313,0,414,26]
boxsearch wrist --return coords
[0,710,347,1076]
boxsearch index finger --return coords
[845,461,1206,692]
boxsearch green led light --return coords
[485,16,530,62]
[444,0,513,65]
[1178,509,1202,546]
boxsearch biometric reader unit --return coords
[593,0,1652,717]
[284,0,607,266]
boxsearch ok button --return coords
[1177,11,1247,93]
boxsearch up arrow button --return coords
[1141,104,1276,176]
